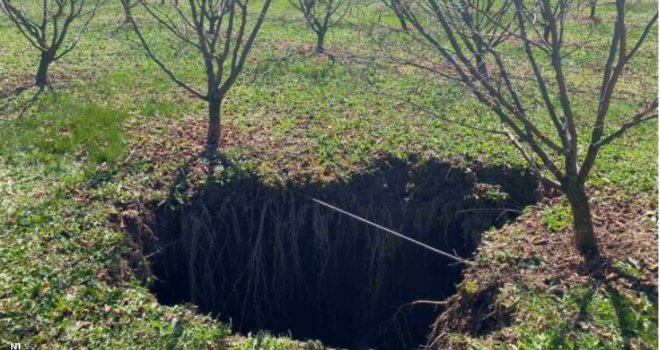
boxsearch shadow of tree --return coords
[606,284,636,350]
[545,258,657,350]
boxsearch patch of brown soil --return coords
[122,117,244,196]
[123,110,370,198]
[0,73,33,99]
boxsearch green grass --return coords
[0,0,657,348]
[541,201,572,233]
[511,285,658,350]
[0,95,128,169]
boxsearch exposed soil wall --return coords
[148,157,539,349]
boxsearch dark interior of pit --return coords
[147,157,539,349]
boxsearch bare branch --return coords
[125,0,272,151]
[596,99,658,149]
[0,0,102,88]
[290,0,351,53]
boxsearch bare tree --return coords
[120,0,137,24]
[290,0,350,54]
[441,0,515,76]
[380,0,409,31]
[120,0,178,25]
[0,0,101,90]
[124,0,272,153]
[388,0,657,256]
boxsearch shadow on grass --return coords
[545,259,657,350]
[607,285,636,350]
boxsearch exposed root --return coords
[429,278,510,348]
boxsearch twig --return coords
[305,195,473,264]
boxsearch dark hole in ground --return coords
[148,157,539,349]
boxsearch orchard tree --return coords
[121,0,176,25]
[381,0,408,31]
[124,0,272,153]
[589,0,597,19]
[0,0,101,90]
[388,0,657,256]
[120,0,137,24]
[439,0,515,76]
[290,0,350,54]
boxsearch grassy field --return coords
[0,0,657,349]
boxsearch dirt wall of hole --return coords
[148,157,539,349]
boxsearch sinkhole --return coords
[147,157,539,349]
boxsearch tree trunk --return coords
[316,31,325,54]
[206,97,222,153]
[563,177,600,257]
[36,51,53,89]
[543,24,551,42]
[589,1,597,19]
[123,3,131,24]
[475,50,487,77]
[396,12,408,31]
